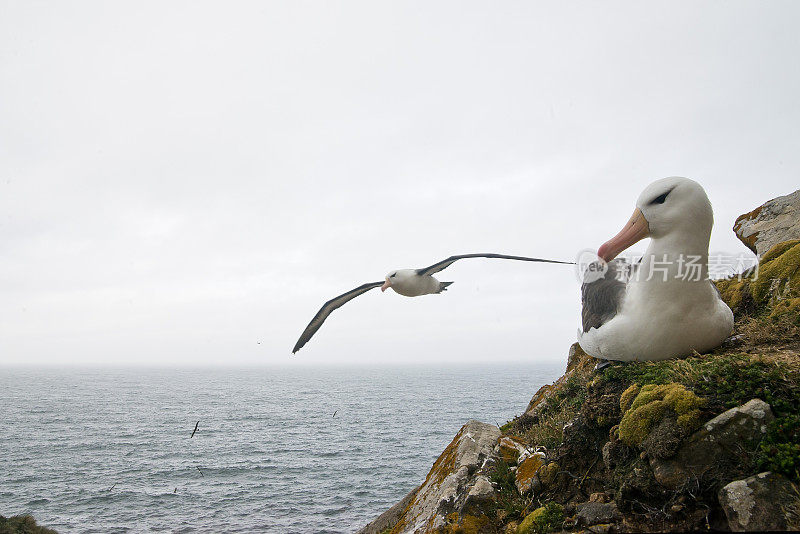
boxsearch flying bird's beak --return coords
[381,279,391,292]
[597,208,650,262]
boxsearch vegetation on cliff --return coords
[0,515,57,534]
[485,239,800,533]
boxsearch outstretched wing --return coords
[581,259,630,332]
[292,281,384,353]
[415,253,574,277]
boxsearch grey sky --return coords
[1,1,798,366]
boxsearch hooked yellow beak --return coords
[597,208,650,262]
[381,279,391,292]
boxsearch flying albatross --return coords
[579,177,734,362]
[293,253,573,353]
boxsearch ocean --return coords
[0,364,563,533]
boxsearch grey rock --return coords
[576,501,622,526]
[650,399,774,490]
[718,472,800,531]
[734,189,800,255]
[465,475,495,505]
[363,420,500,533]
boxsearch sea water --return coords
[0,364,562,533]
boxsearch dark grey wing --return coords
[581,259,629,333]
[415,253,574,277]
[292,281,384,353]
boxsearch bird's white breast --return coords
[391,273,441,297]
[580,248,733,361]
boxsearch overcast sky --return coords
[1,1,798,366]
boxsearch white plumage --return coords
[293,253,572,353]
[579,177,734,362]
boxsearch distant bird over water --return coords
[293,253,573,353]
[190,421,199,438]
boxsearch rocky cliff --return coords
[0,515,57,534]
[359,190,800,534]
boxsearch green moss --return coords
[517,503,564,534]
[618,384,705,446]
[769,297,800,324]
[620,399,666,445]
[620,384,640,413]
[676,409,703,430]
[750,240,800,304]
[715,278,749,312]
[713,239,800,318]
[761,239,800,265]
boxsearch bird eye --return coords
[649,190,671,205]
[390,273,396,278]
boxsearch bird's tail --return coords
[438,281,454,293]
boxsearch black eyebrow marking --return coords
[649,187,674,205]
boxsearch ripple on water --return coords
[0,364,561,533]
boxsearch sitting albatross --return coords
[293,253,573,353]
[579,177,734,362]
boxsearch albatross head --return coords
[597,177,713,262]
[381,269,418,292]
